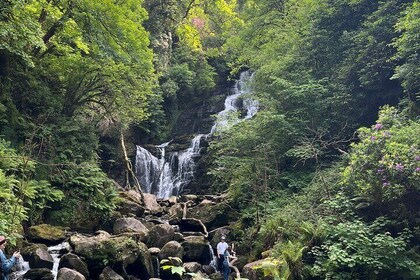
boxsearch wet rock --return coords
[99,266,124,280]
[21,244,54,269]
[58,253,89,279]
[158,241,184,260]
[57,268,85,280]
[26,224,69,245]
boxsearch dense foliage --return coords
[0,0,419,278]
[206,0,420,279]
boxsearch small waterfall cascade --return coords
[208,244,218,271]
[210,70,258,134]
[151,255,160,278]
[135,70,257,198]
[48,241,71,279]
[10,256,30,280]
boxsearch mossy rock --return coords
[70,233,153,279]
[26,224,69,244]
[187,202,237,231]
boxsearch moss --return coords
[27,224,68,243]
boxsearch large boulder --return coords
[181,236,211,264]
[21,244,54,269]
[147,224,175,248]
[143,193,163,215]
[69,232,153,279]
[99,266,124,280]
[116,191,145,217]
[158,241,184,260]
[183,262,202,273]
[167,204,183,224]
[187,201,237,231]
[58,253,89,279]
[57,268,86,280]
[26,224,68,244]
[113,217,149,238]
[242,259,275,280]
[178,218,207,237]
[23,268,55,280]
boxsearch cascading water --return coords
[208,244,218,271]
[10,256,30,280]
[48,242,71,279]
[210,70,258,134]
[135,135,204,198]
[135,70,258,198]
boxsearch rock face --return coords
[26,224,68,244]
[21,244,54,269]
[57,268,86,280]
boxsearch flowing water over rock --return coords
[48,242,71,279]
[10,256,30,280]
[135,70,258,198]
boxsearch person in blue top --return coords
[222,245,237,280]
[0,236,20,280]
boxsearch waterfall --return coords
[48,241,71,279]
[135,135,204,198]
[208,244,218,271]
[135,70,257,198]
[210,70,258,134]
[9,256,30,280]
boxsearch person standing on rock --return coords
[217,235,228,273]
[223,246,238,280]
[0,236,20,280]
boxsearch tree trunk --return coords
[120,130,144,200]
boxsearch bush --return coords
[48,162,117,230]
